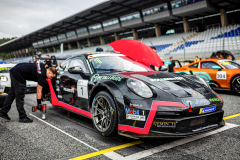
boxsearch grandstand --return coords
[158,24,240,60]
[1,0,240,63]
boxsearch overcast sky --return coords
[0,0,107,38]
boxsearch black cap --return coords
[96,47,103,52]
[211,52,217,58]
[170,56,173,59]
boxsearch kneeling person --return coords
[0,63,57,123]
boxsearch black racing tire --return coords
[231,76,240,94]
[91,91,117,137]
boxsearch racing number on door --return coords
[77,80,88,99]
[216,71,227,80]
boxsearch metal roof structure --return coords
[0,0,240,53]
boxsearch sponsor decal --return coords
[209,98,221,102]
[26,84,31,87]
[199,106,216,114]
[125,108,145,115]
[125,108,145,121]
[91,74,123,82]
[0,67,7,71]
[182,100,195,108]
[58,95,62,98]
[149,77,185,82]
[193,92,198,95]
[94,58,102,64]
[153,121,176,128]
[126,114,145,121]
[129,103,142,108]
[182,99,210,108]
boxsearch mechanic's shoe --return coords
[19,117,33,123]
[0,112,11,120]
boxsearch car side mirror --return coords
[212,66,221,70]
[68,67,84,74]
[160,65,168,71]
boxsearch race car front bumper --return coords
[119,109,224,138]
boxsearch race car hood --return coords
[91,71,212,99]
[123,72,211,98]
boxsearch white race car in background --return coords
[0,64,38,93]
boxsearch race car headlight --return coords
[196,76,210,88]
[0,76,8,82]
[127,79,153,98]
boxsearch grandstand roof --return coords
[1,0,240,53]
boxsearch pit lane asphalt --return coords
[0,89,240,160]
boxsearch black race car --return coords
[46,52,225,138]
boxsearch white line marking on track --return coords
[119,123,238,160]
[30,113,98,151]
[30,113,124,159]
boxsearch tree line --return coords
[0,37,17,60]
[0,37,17,45]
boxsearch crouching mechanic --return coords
[0,63,57,123]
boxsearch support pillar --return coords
[18,50,21,57]
[114,32,120,41]
[31,47,36,55]
[99,36,105,45]
[132,29,139,40]
[68,43,72,50]
[183,17,189,33]
[87,39,91,47]
[154,24,161,37]
[15,51,19,58]
[76,41,81,49]
[53,46,56,53]
[47,48,50,53]
[220,9,228,27]
[22,49,26,56]
[20,50,24,57]
[13,51,17,58]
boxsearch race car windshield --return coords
[0,67,12,73]
[220,61,240,69]
[89,56,152,72]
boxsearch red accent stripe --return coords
[118,101,187,134]
[46,79,92,118]
[36,62,39,72]
[217,93,223,102]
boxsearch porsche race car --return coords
[175,59,240,94]
[47,53,225,138]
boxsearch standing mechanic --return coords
[43,55,52,68]
[0,59,57,123]
[168,56,175,72]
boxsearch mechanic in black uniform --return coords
[43,55,52,69]
[0,60,57,123]
[168,56,175,72]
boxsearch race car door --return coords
[180,62,200,76]
[200,61,227,87]
[60,57,91,111]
